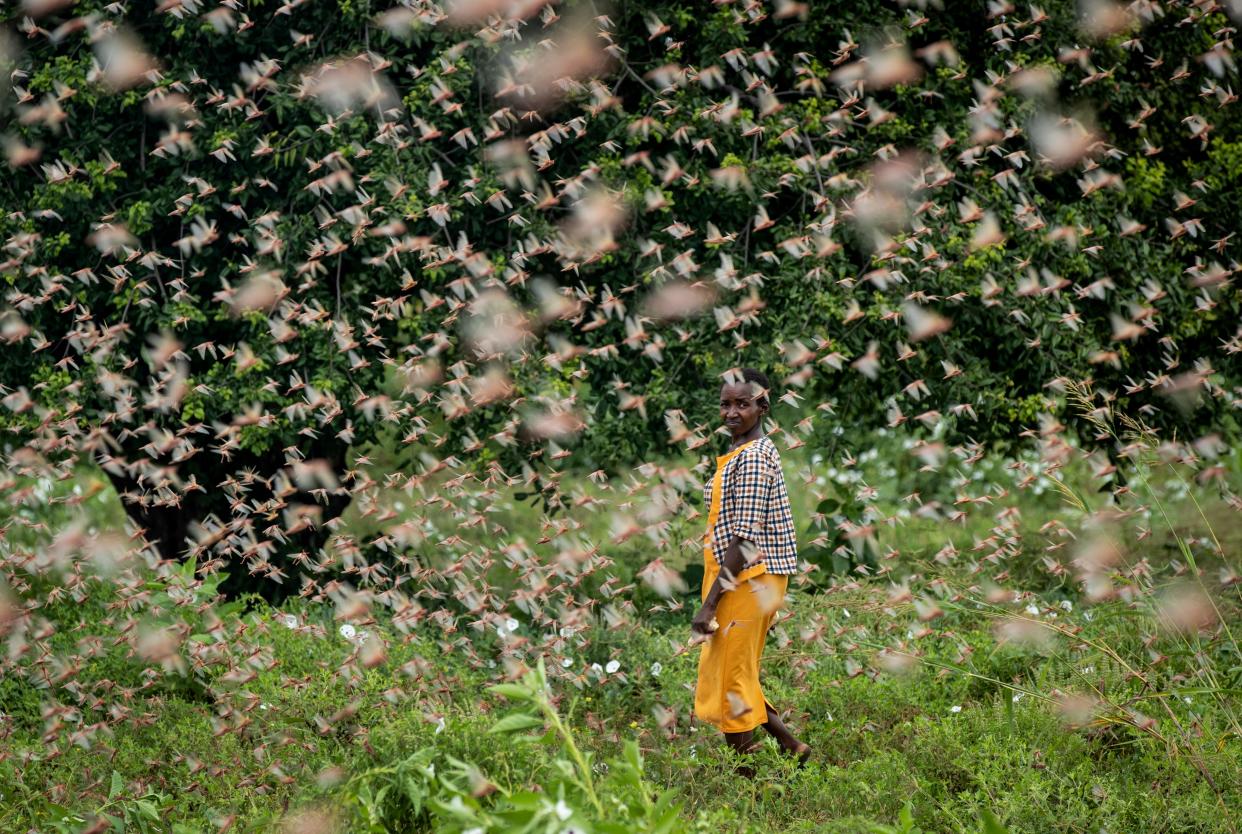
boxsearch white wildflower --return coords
[605,659,620,674]
[339,624,356,640]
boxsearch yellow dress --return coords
[694,439,790,734]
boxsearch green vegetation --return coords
[2,388,1238,832]
[2,1,1241,830]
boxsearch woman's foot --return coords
[758,707,810,768]
[783,740,811,767]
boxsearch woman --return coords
[691,367,810,773]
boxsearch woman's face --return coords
[720,381,766,437]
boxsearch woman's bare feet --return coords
[789,740,812,767]
[761,703,810,765]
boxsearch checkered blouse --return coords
[703,435,799,575]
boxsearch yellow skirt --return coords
[693,549,788,733]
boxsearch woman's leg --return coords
[753,576,809,761]
[723,729,761,777]
[759,703,798,751]
[760,703,810,761]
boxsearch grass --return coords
[4,575,1235,833]
[1,409,1239,833]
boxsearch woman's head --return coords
[719,367,771,438]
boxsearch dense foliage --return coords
[2,0,1241,597]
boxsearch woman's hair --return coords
[739,367,771,412]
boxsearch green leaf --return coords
[136,799,161,821]
[898,802,920,833]
[488,682,531,701]
[108,770,123,800]
[623,738,643,774]
[979,808,1009,834]
[487,713,545,734]
[651,790,684,834]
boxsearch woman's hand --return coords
[690,605,719,638]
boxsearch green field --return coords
[3,417,1238,834]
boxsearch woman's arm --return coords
[691,533,751,635]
